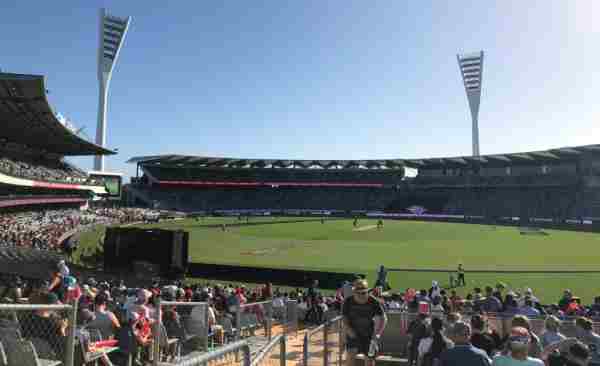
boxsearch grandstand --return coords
[0,72,123,277]
[126,144,599,220]
[0,72,114,205]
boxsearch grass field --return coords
[76,218,600,304]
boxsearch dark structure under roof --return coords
[127,144,600,170]
[0,73,116,156]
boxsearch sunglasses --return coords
[354,290,369,295]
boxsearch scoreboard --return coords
[88,171,123,199]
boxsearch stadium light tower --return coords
[457,51,484,157]
[94,8,131,171]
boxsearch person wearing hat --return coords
[491,326,543,366]
[439,321,491,366]
[342,279,387,366]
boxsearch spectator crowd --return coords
[0,207,158,251]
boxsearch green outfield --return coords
[76,218,600,304]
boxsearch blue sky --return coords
[2,1,599,179]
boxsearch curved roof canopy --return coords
[0,73,115,156]
[128,144,600,170]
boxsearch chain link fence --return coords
[237,301,274,341]
[0,302,77,366]
[154,300,210,365]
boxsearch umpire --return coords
[343,279,388,366]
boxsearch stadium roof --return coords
[127,144,600,170]
[0,73,116,156]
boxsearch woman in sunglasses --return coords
[342,279,388,366]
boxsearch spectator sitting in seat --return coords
[541,315,566,348]
[88,293,121,340]
[114,311,150,366]
[470,314,500,358]
[559,290,573,312]
[519,299,541,318]
[439,321,491,366]
[574,317,600,366]
[503,293,519,315]
[491,326,543,366]
[508,315,543,359]
[482,286,503,313]
[21,292,68,357]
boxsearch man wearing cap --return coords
[343,279,387,366]
[491,326,543,366]
[439,321,491,366]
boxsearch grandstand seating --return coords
[129,145,600,219]
[144,166,404,186]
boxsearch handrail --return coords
[161,339,250,366]
[250,334,286,366]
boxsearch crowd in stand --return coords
[0,208,158,251]
[2,262,600,365]
[0,142,103,186]
[0,262,292,366]
[372,282,600,321]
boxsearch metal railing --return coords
[0,302,77,366]
[236,301,273,341]
[302,315,344,366]
[250,334,286,366]
[157,339,251,366]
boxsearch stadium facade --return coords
[126,144,600,220]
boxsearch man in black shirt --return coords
[342,279,387,366]
[408,313,429,366]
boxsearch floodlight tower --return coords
[457,51,484,157]
[94,8,131,171]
